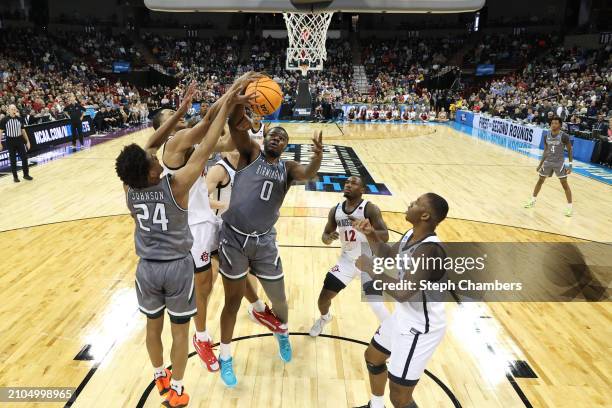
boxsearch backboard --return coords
[144,0,485,13]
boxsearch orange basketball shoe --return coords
[154,368,172,396]
[162,386,190,408]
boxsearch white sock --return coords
[370,394,385,408]
[220,342,231,360]
[567,203,573,209]
[279,323,288,335]
[153,365,165,378]
[531,196,537,202]
[252,299,265,312]
[321,312,331,320]
[170,378,183,393]
[196,330,211,342]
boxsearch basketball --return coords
[245,76,283,116]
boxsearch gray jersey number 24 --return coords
[134,203,169,231]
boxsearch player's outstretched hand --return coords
[177,81,197,114]
[231,91,258,107]
[352,218,374,236]
[312,130,323,158]
[355,254,374,275]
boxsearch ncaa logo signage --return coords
[281,144,391,195]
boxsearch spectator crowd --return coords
[1,26,611,138]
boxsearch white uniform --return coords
[212,157,236,218]
[161,141,219,271]
[372,229,446,386]
[248,124,265,149]
[327,200,371,287]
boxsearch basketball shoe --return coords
[219,357,237,388]
[154,368,172,396]
[192,334,219,372]
[274,333,292,363]
[309,315,332,337]
[162,386,189,408]
[247,303,285,333]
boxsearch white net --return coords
[283,11,334,75]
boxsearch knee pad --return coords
[366,361,387,375]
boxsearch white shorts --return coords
[189,219,221,272]
[328,256,360,287]
[371,314,445,386]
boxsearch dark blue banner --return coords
[476,64,495,76]
[112,61,131,73]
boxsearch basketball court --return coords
[1,0,611,407]
[1,119,610,407]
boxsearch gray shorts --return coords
[539,161,568,178]
[135,255,196,323]
[218,223,283,281]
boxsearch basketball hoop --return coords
[283,11,333,73]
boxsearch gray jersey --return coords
[126,174,193,260]
[544,131,569,165]
[222,152,289,234]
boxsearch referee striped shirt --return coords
[0,116,25,138]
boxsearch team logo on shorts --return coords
[330,265,340,273]
[200,251,210,264]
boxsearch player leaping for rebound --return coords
[217,100,323,387]
[155,72,261,373]
[115,84,247,408]
[309,175,390,337]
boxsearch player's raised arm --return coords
[171,92,237,206]
[213,126,235,153]
[286,130,323,182]
[226,73,267,162]
[321,205,339,245]
[144,81,196,154]
[168,72,261,154]
[228,102,260,161]
[364,203,389,243]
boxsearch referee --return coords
[0,105,33,183]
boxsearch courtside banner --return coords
[472,114,545,147]
[455,110,474,126]
[24,119,72,153]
